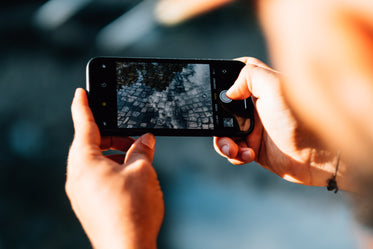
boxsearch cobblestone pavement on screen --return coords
[117,64,214,129]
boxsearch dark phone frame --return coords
[86,57,254,137]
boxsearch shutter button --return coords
[219,90,232,103]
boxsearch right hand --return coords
[214,57,352,190]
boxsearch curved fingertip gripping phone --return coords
[86,57,254,137]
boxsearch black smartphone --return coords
[86,57,254,136]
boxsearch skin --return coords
[66,88,164,249]
[257,0,373,169]
[255,0,373,245]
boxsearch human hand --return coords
[214,57,353,191]
[66,88,164,249]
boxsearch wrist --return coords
[309,149,355,192]
[92,238,157,249]
[334,157,357,193]
[125,238,158,249]
[88,228,158,249]
[321,151,355,193]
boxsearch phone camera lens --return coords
[221,69,228,74]
[101,64,106,69]
[100,82,107,88]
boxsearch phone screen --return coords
[115,62,214,130]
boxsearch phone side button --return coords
[212,78,217,89]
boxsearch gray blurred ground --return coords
[0,1,357,249]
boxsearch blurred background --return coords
[0,0,358,248]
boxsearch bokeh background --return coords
[0,0,358,248]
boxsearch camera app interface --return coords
[116,62,214,129]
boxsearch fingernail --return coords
[141,133,155,149]
[73,88,85,103]
[74,88,82,97]
[221,144,230,157]
[241,150,253,162]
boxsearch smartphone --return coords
[86,57,254,136]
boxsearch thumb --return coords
[226,64,256,100]
[125,133,156,165]
[226,59,280,101]
[71,88,101,151]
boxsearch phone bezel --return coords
[86,57,254,137]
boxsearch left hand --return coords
[66,88,164,249]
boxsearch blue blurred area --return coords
[0,1,357,248]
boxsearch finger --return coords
[227,157,249,165]
[71,88,101,149]
[239,147,255,163]
[101,136,136,152]
[124,133,156,165]
[214,137,255,164]
[226,64,255,100]
[226,147,255,165]
[213,137,239,159]
[228,58,279,100]
[105,154,126,164]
